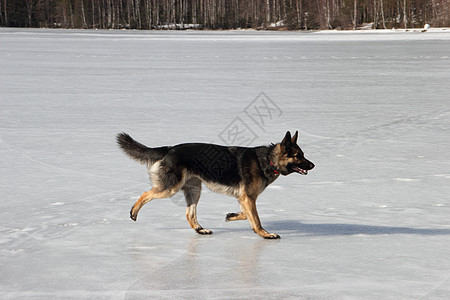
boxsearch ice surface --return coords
[1,28,450,299]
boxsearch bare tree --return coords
[25,0,36,27]
[380,0,386,29]
[80,0,88,28]
[1,0,450,30]
[402,0,407,28]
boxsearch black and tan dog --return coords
[117,131,314,239]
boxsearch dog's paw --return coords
[226,212,246,222]
[130,210,138,222]
[226,212,238,222]
[196,227,213,235]
[264,233,280,239]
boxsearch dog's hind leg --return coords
[131,162,186,221]
[183,178,212,235]
[238,194,280,239]
[225,212,247,222]
[130,187,180,221]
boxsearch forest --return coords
[1,0,449,30]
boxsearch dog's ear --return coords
[281,131,292,148]
[291,131,298,144]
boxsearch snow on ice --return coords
[1,28,450,299]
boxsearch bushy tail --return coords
[116,133,168,165]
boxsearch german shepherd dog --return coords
[117,131,314,239]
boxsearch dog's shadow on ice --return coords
[267,220,450,236]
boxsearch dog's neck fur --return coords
[256,143,282,185]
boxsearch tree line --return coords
[1,0,449,30]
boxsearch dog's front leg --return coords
[238,194,280,239]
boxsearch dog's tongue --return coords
[293,167,308,175]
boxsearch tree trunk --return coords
[81,0,88,28]
[106,0,111,27]
[1,0,7,26]
[25,0,34,27]
[91,0,95,28]
[4,0,7,26]
[380,0,386,29]
[69,1,74,28]
[326,0,331,29]
[403,0,407,28]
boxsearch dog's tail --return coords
[116,133,169,165]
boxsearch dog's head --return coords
[275,131,315,176]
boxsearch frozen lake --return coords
[1,28,450,299]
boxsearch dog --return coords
[117,131,314,239]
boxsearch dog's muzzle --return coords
[294,161,314,175]
[292,167,309,175]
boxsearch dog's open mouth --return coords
[293,167,308,175]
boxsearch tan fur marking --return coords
[238,192,280,239]
[204,181,240,197]
[247,159,265,196]
[271,143,303,175]
[130,169,188,221]
[269,144,283,169]
[130,188,177,221]
[183,178,212,234]
[186,204,198,228]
